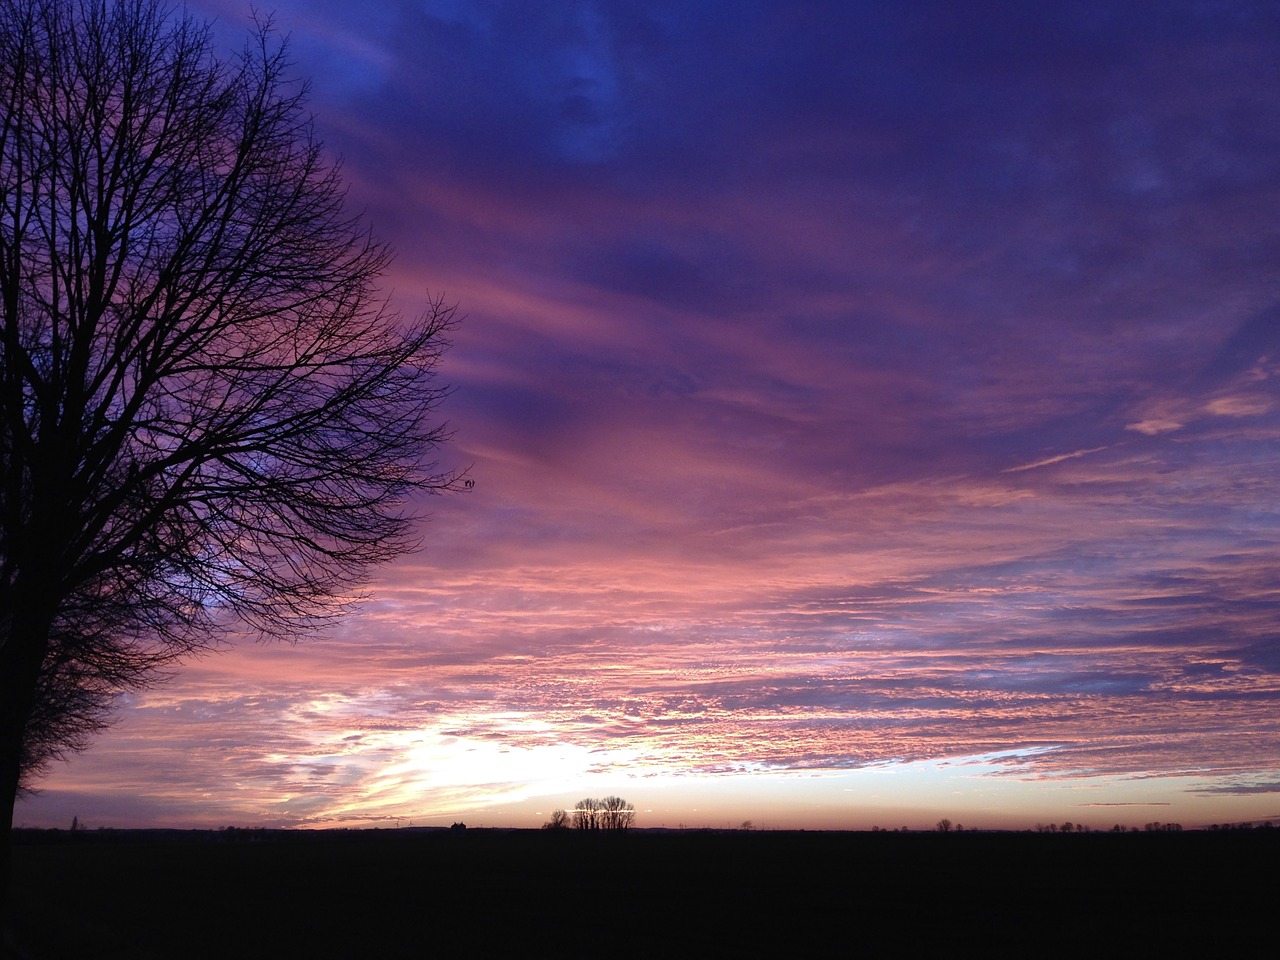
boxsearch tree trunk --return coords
[0,600,54,927]
[0,747,17,932]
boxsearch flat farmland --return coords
[7,828,1275,957]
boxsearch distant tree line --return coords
[542,797,635,832]
[537,811,1278,834]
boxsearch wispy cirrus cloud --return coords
[17,0,1280,831]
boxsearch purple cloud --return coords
[16,0,1280,832]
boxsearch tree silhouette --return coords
[571,796,634,832]
[572,798,601,831]
[0,0,456,904]
[599,795,635,832]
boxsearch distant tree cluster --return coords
[543,797,635,832]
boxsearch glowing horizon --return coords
[16,0,1280,833]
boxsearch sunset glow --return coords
[17,0,1280,832]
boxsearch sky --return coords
[16,0,1280,832]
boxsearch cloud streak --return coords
[17,0,1280,831]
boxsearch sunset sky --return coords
[18,0,1280,831]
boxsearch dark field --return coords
[6,828,1276,957]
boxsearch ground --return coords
[6,827,1275,957]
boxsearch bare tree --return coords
[0,0,457,899]
[542,809,569,830]
[571,796,634,832]
[599,795,635,832]
[572,797,601,831]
